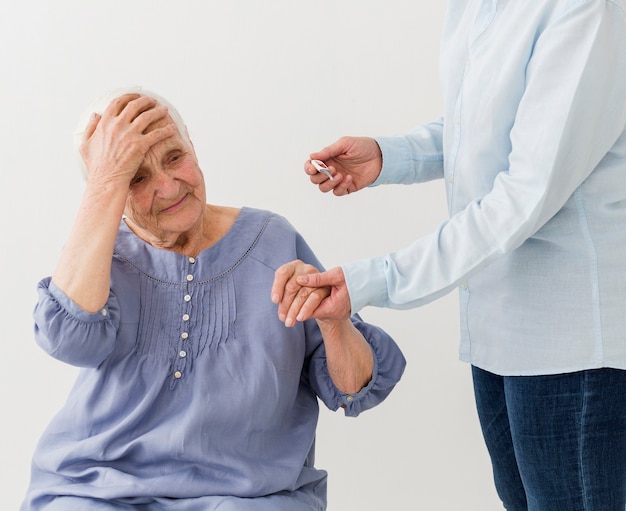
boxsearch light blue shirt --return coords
[343,0,626,375]
[22,208,406,511]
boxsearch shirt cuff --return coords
[46,279,111,322]
[371,136,411,186]
[342,257,388,315]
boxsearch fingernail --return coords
[271,294,279,303]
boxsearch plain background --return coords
[0,1,503,509]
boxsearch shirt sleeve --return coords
[305,316,406,417]
[290,226,406,417]
[372,117,445,185]
[345,1,626,314]
[33,277,120,367]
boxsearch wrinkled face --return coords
[124,117,206,241]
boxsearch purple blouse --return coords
[22,208,406,511]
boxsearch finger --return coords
[271,264,294,304]
[331,174,353,196]
[304,160,318,177]
[285,286,328,327]
[272,264,302,321]
[142,122,178,147]
[83,113,101,141]
[296,267,343,288]
[136,105,172,134]
[316,173,346,194]
[283,286,311,327]
[295,287,330,322]
[306,159,338,182]
[310,139,344,162]
[105,93,142,118]
[120,96,161,124]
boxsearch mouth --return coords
[160,193,189,214]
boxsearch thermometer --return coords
[310,159,334,180]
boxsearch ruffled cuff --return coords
[310,319,406,417]
[33,277,120,367]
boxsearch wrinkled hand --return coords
[272,263,351,326]
[304,136,383,196]
[79,94,177,186]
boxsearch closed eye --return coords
[131,174,147,186]
[165,150,185,166]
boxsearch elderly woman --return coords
[21,89,406,511]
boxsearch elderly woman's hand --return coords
[52,94,178,313]
[272,262,351,326]
[79,94,176,186]
[272,260,330,327]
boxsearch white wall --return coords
[0,1,502,509]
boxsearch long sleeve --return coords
[344,0,626,315]
[372,117,445,185]
[33,278,120,367]
[290,225,406,417]
[305,316,406,417]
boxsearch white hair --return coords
[74,86,190,179]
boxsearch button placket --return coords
[173,256,197,382]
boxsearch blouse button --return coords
[346,396,354,402]
[184,294,191,302]
[181,332,189,340]
[182,314,190,322]
[100,308,107,316]
[188,257,196,264]
[179,350,187,358]
[186,274,194,282]
[174,371,182,379]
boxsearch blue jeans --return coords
[472,366,626,511]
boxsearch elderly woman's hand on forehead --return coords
[79,94,177,187]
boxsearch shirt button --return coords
[188,257,196,264]
[461,282,468,290]
[184,294,191,302]
[179,350,187,358]
[174,371,182,379]
[182,314,190,322]
[181,332,189,340]
[100,308,107,316]
[346,396,354,402]
[186,274,194,282]
[448,175,454,183]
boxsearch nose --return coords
[154,169,180,199]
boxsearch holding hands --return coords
[272,261,372,394]
[272,262,351,326]
[272,137,382,325]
